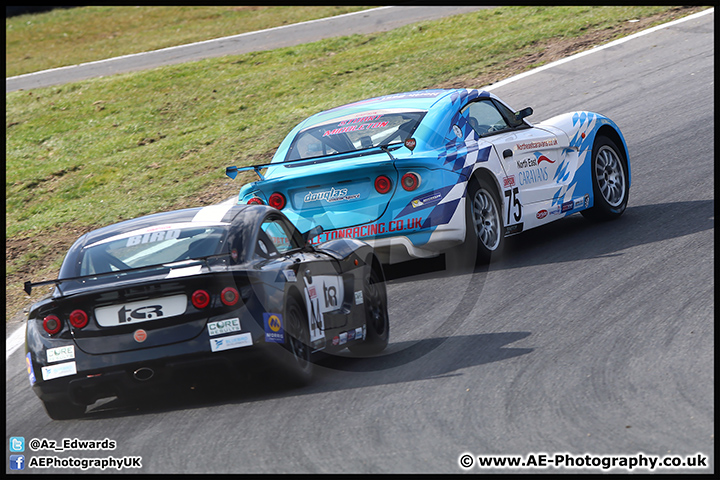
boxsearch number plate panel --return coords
[94,294,187,327]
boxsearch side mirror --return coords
[302,225,324,245]
[515,107,533,121]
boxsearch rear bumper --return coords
[26,306,286,407]
[31,342,278,407]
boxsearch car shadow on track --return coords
[383,199,714,282]
[81,331,532,419]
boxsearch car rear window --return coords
[285,109,426,162]
[79,223,229,276]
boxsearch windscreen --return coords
[285,109,426,162]
[79,223,229,276]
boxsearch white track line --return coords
[6,7,393,82]
[6,7,713,361]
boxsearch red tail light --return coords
[247,197,264,205]
[221,287,240,306]
[268,192,286,210]
[43,315,62,335]
[375,175,392,194]
[69,309,89,329]
[192,290,211,309]
[401,172,421,191]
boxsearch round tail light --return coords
[401,172,421,191]
[69,309,89,329]
[221,287,240,306]
[375,175,392,194]
[43,315,62,335]
[268,192,286,210]
[192,290,211,309]
[247,197,264,205]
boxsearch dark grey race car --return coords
[24,203,389,420]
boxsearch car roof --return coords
[57,204,273,276]
[79,204,249,245]
[300,88,489,127]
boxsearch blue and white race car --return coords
[227,89,630,264]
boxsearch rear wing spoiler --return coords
[225,164,273,182]
[24,254,229,295]
[226,144,404,182]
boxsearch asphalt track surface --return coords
[5,8,714,474]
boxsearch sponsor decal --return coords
[506,223,524,235]
[305,275,344,344]
[264,313,284,344]
[166,265,202,278]
[304,187,360,204]
[339,332,348,345]
[95,294,187,327]
[282,269,297,282]
[534,152,555,164]
[338,114,383,127]
[26,353,36,386]
[412,193,441,208]
[536,209,548,220]
[347,329,356,341]
[126,229,181,247]
[308,217,423,244]
[41,361,77,381]
[210,332,253,352]
[515,138,558,151]
[354,290,364,305]
[207,318,241,337]
[584,194,590,208]
[561,201,574,213]
[46,345,75,363]
[312,338,326,352]
[362,324,367,340]
[574,197,584,209]
[516,157,539,169]
[548,205,562,216]
[404,138,416,151]
[323,118,389,137]
[517,166,549,186]
[503,176,516,188]
[452,125,463,139]
[332,336,340,346]
[133,329,147,343]
[355,327,363,341]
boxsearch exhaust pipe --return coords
[133,367,154,381]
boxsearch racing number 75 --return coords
[504,187,522,225]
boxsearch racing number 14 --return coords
[504,187,522,225]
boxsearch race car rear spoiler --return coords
[226,144,404,181]
[24,255,229,295]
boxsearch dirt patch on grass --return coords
[433,6,708,89]
[5,5,709,325]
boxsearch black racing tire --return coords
[465,177,505,264]
[581,135,629,221]
[280,295,313,386]
[42,398,86,420]
[348,266,389,356]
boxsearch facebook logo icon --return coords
[10,437,25,452]
[10,454,25,470]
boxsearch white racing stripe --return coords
[5,7,713,362]
[192,203,235,223]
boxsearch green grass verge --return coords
[5,6,702,320]
[5,6,373,77]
